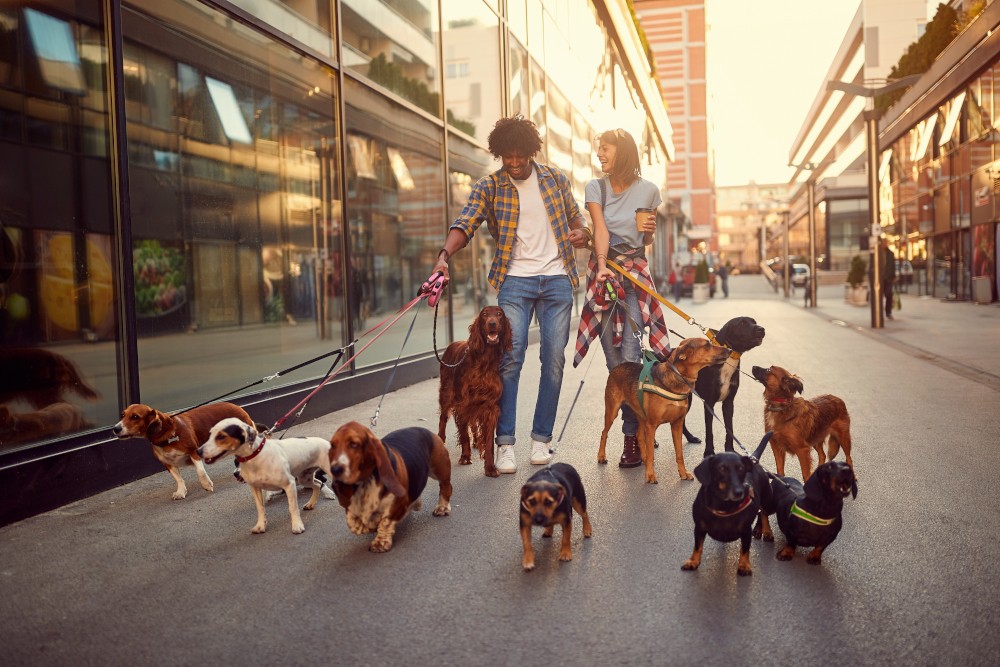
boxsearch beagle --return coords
[112,402,254,500]
[199,418,333,534]
[329,421,452,553]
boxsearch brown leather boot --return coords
[619,435,642,468]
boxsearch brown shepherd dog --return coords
[751,365,854,481]
[437,306,512,477]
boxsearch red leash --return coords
[270,293,428,432]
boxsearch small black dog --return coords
[682,433,774,576]
[771,460,857,565]
[695,316,766,457]
[519,463,593,571]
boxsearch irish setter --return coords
[437,305,512,477]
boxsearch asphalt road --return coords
[2,275,998,666]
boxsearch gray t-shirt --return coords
[584,176,662,248]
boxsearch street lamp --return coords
[788,160,832,309]
[826,75,921,328]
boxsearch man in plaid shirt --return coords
[430,116,590,474]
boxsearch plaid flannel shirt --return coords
[450,162,582,289]
[573,254,671,367]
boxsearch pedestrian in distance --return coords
[670,262,683,302]
[718,262,730,298]
[881,238,896,320]
[573,128,671,469]
[429,115,591,474]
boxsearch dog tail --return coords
[751,431,773,462]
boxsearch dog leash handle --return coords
[419,271,448,307]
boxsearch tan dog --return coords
[328,422,452,553]
[112,402,254,499]
[599,338,731,483]
[750,365,853,480]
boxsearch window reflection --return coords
[344,78,444,366]
[510,39,529,119]
[342,0,441,117]
[1,2,113,449]
[449,133,497,317]
[441,0,499,145]
[122,0,346,408]
[227,0,334,57]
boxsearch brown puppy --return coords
[438,305,512,477]
[750,365,853,481]
[520,463,592,571]
[599,338,731,483]
[113,402,255,499]
[329,421,452,553]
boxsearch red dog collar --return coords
[709,487,755,517]
[236,436,266,463]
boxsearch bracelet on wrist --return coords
[437,248,449,261]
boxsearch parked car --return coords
[791,264,810,288]
[680,264,716,298]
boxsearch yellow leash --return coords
[605,258,719,346]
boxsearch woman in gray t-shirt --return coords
[584,128,669,468]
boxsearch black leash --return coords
[430,286,469,368]
[370,308,420,431]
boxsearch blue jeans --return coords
[496,275,573,446]
[599,280,642,436]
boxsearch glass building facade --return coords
[0,0,672,524]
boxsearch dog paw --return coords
[200,481,214,493]
[762,532,774,543]
[484,466,500,478]
[645,474,659,484]
[523,560,535,572]
[432,503,451,517]
[459,456,472,465]
[291,523,305,534]
[251,524,267,534]
[681,560,699,571]
[776,548,795,561]
[737,566,753,577]
[597,456,608,465]
[678,471,693,481]
[559,551,573,563]
[171,489,187,500]
[370,538,393,553]
[806,551,823,565]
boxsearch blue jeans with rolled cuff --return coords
[496,275,573,446]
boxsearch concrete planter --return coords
[844,284,868,306]
[692,282,710,304]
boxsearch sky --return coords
[706,0,937,187]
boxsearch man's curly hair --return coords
[487,115,542,159]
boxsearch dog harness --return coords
[708,486,755,517]
[789,500,835,526]
[236,436,266,463]
[637,357,689,414]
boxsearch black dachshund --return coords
[682,433,774,576]
[770,461,857,565]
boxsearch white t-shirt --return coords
[507,169,565,277]
[584,176,661,248]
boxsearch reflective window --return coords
[341,0,441,117]
[448,132,497,316]
[508,0,527,46]
[546,83,572,178]
[345,78,444,366]
[442,0,500,145]
[1,1,115,449]
[227,0,335,58]
[123,0,345,408]
[530,60,546,162]
[509,39,529,119]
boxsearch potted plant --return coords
[692,259,711,304]
[845,254,868,306]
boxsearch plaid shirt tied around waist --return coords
[450,162,582,290]
[573,253,671,367]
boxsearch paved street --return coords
[1,274,999,666]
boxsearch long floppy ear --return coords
[244,422,258,444]
[366,433,406,497]
[693,456,714,485]
[467,313,486,355]
[147,410,165,437]
[803,466,828,502]
[784,374,804,395]
[850,478,859,500]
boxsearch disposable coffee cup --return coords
[635,207,655,232]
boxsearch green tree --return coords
[876,3,959,114]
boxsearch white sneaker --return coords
[530,440,553,465]
[496,445,516,473]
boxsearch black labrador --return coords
[695,316,766,456]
